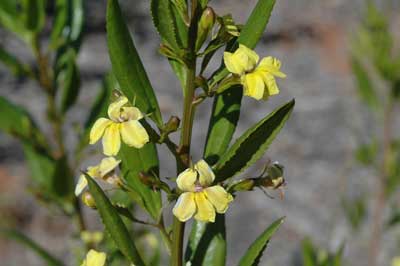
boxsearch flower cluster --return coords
[224,44,286,100]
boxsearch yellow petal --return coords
[87,166,100,178]
[194,192,215,222]
[224,51,245,75]
[258,56,286,78]
[120,120,149,149]
[195,159,215,187]
[89,118,112,144]
[85,249,106,266]
[392,257,400,266]
[242,72,265,100]
[108,96,129,121]
[204,185,233,213]
[238,44,259,70]
[121,106,143,121]
[75,174,88,196]
[172,192,196,222]
[262,74,279,99]
[98,157,121,177]
[102,123,121,156]
[176,168,197,192]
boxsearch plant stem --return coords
[368,100,394,266]
[32,36,88,244]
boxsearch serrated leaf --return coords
[238,217,284,266]
[204,86,242,165]
[1,229,64,266]
[214,99,294,181]
[119,143,161,220]
[151,0,179,50]
[351,56,380,109]
[86,175,146,266]
[185,215,226,266]
[107,0,162,126]
[22,0,46,33]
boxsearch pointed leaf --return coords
[57,49,81,113]
[214,100,294,181]
[50,0,84,51]
[238,0,276,48]
[22,0,46,33]
[351,56,380,109]
[119,143,161,220]
[204,86,242,165]
[238,217,284,266]
[106,0,162,126]
[2,229,65,266]
[151,0,180,50]
[86,175,146,266]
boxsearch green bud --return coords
[82,192,96,209]
[229,179,255,192]
[164,116,181,134]
[196,7,216,52]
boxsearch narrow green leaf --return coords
[151,0,180,50]
[86,175,146,266]
[185,215,226,266]
[351,56,380,109]
[215,99,295,181]
[0,0,32,41]
[238,217,284,266]
[238,0,276,48]
[51,0,84,51]
[22,0,46,33]
[1,229,64,266]
[57,49,81,113]
[119,143,161,220]
[204,86,242,165]
[302,238,317,266]
[107,0,162,126]
[0,44,31,77]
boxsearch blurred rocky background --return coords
[1,0,400,265]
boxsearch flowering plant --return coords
[0,0,294,265]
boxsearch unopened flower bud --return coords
[82,192,96,209]
[164,116,180,134]
[229,179,255,192]
[196,7,216,51]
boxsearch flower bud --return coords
[82,191,96,209]
[164,116,180,134]
[229,179,255,192]
[196,7,216,51]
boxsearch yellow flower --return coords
[81,249,106,266]
[75,157,121,196]
[172,160,233,223]
[223,44,286,100]
[392,257,400,266]
[89,96,149,156]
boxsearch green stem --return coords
[31,36,88,247]
[368,100,394,266]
